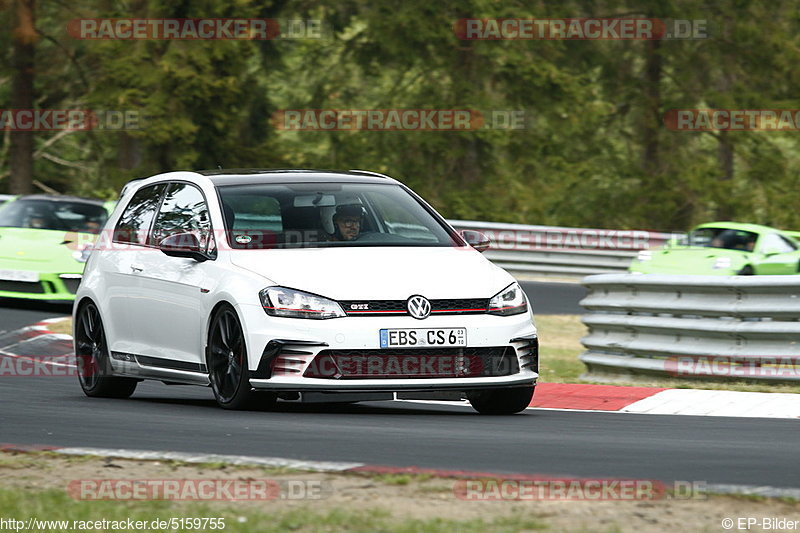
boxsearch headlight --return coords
[713,257,732,269]
[259,287,345,319]
[636,250,653,262]
[72,244,94,263]
[487,283,528,316]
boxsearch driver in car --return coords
[328,204,364,241]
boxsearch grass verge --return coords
[0,487,548,533]
[0,451,797,533]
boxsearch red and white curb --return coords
[531,383,800,419]
[1,443,797,500]
[0,318,74,370]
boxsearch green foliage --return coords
[1,0,799,230]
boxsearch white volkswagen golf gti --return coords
[73,169,538,414]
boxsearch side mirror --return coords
[459,230,491,253]
[159,233,209,262]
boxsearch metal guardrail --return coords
[448,220,676,279]
[578,274,800,382]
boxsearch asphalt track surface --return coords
[0,377,797,489]
[0,298,72,332]
[1,282,797,490]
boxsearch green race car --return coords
[0,195,114,301]
[629,221,800,275]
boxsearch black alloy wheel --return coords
[207,305,275,410]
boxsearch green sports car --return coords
[629,221,800,275]
[0,195,113,301]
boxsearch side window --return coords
[151,183,212,250]
[113,184,167,245]
[760,233,795,254]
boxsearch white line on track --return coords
[54,447,365,472]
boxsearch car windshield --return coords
[0,199,108,233]
[689,227,758,251]
[217,182,459,249]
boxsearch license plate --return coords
[380,328,467,348]
[0,269,39,283]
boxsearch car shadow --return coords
[129,395,478,416]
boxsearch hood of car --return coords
[632,246,750,274]
[229,246,514,300]
[0,227,93,267]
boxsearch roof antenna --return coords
[217,164,223,170]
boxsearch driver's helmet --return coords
[333,204,365,221]
[321,199,365,234]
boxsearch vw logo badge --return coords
[407,295,431,320]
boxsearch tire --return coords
[75,302,138,399]
[206,305,275,410]
[738,265,754,275]
[467,385,535,415]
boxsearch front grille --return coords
[0,280,44,294]
[339,298,489,316]
[303,346,519,379]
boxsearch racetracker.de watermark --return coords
[281,354,518,378]
[471,228,680,251]
[67,479,330,501]
[271,109,530,131]
[63,228,678,254]
[0,109,141,131]
[665,356,800,379]
[664,109,800,131]
[0,356,75,378]
[454,18,708,40]
[453,479,708,501]
[67,18,324,40]
[60,227,682,255]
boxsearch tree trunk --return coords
[642,39,662,179]
[9,0,36,195]
[716,130,735,220]
[453,44,481,188]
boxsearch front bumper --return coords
[0,272,81,301]
[238,303,538,392]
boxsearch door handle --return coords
[130,264,144,273]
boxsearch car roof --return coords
[692,221,780,234]
[200,168,397,186]
[119,169,399,197]
[12,194,106,206]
